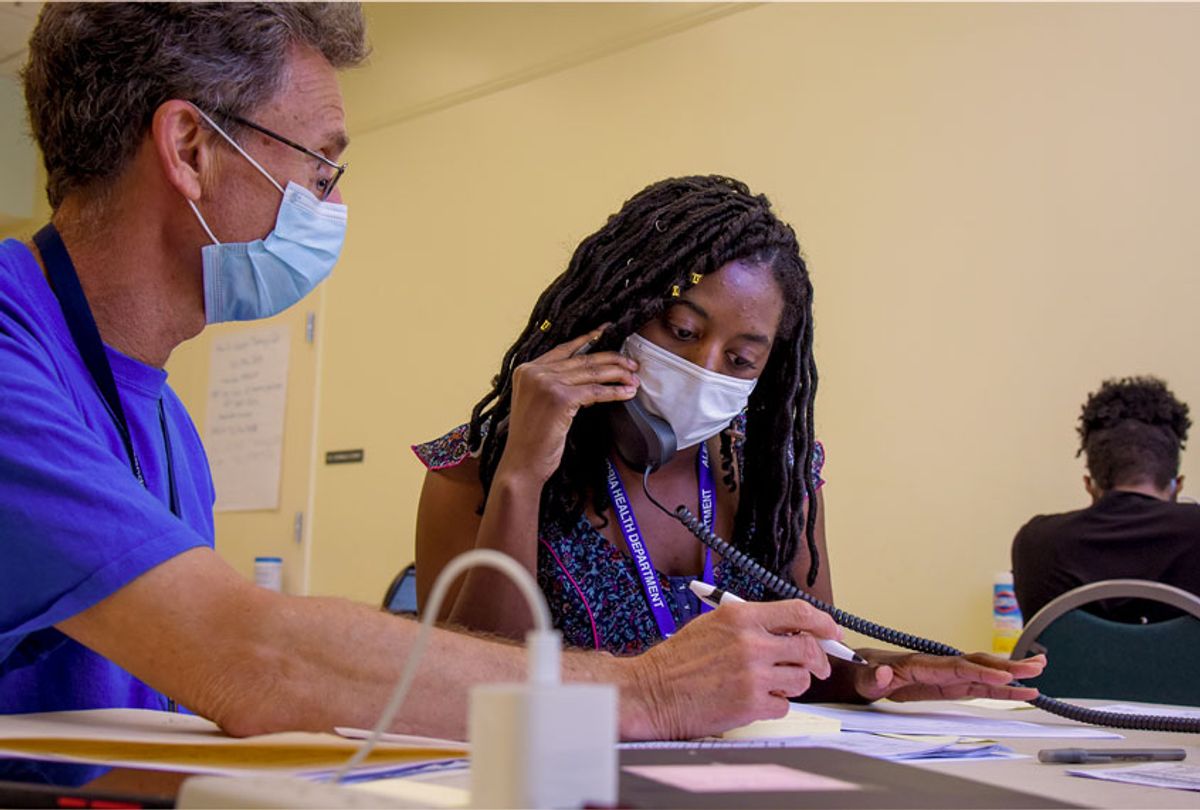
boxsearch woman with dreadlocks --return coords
[414,174,821,647]
[414,176,1044,701]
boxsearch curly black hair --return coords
[467,175,820,583]
[1077,376,1191,491]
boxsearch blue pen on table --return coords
[687,580,867,665]
[1038,748,1187,764]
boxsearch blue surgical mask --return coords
[186,108,347,324]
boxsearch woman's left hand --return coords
[851,651,1047,702]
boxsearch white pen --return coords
[688,580,867,665]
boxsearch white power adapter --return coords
[469,629,617,809]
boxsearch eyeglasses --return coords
[217,111,347,201]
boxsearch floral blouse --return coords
[413,422,825,655]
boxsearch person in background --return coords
[1012,376,1200,623]
[2,2,862,742]
[416,175,1044,704]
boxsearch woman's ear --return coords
[150,100,213,202]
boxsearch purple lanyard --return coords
[605,444,716,639]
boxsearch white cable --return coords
[332,549,553,783]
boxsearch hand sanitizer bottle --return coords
[992,571,1023,654]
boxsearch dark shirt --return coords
[1011,490,1200,623]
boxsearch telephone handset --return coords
[585,331,676,472]
[607,407,1200,734]
[609,397,677,472]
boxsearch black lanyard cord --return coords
[33,223,180,517]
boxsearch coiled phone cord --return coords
[644,471,1200,734]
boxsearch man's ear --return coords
[1083,475,1102,503]
[1173,475,1184,501]
[151,100,213,202]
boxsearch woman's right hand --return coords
[500,327,640,484]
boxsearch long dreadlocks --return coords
[467,175,822,585]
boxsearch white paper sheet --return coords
[796,705,1123,739]
[1094,704,1200,721]
[621,730,1016,761]
[958,697,1038,711]
[205,325,290,511]
[335,727,469,749]
[1068,762,1200,792]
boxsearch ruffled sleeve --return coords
[811,440,826,491]
[411,422,475,471]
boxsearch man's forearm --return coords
[225,592,533,739]
[59,549,536,740]
[183,584,664,741]
[61,548,841,744]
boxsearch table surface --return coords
[410,698,1200,809]
[890,698,1200,809]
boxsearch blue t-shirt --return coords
[0,239,215,714]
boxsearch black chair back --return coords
[1012,579,1200,706]
[382,563,418,615]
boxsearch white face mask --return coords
[621,333,758,450]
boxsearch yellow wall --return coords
[162,300,326,597]
[0,74,36,226]
[0,162,48,242]
[164,3,1200,652]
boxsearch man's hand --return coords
[614,599,842,740]
[852,650,1046,702]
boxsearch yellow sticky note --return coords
[721,708,841,740]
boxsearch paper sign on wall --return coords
[205,325,291,511]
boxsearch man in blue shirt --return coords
[1,3,1042,741]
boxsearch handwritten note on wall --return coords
[205,325,291,512]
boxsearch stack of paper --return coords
[622,701,1127,763]
[0,709,468,780]
[622,731,1016,761]
[1068,762,1200,792]
[796,704,1124,739]
[720,706,841,739]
